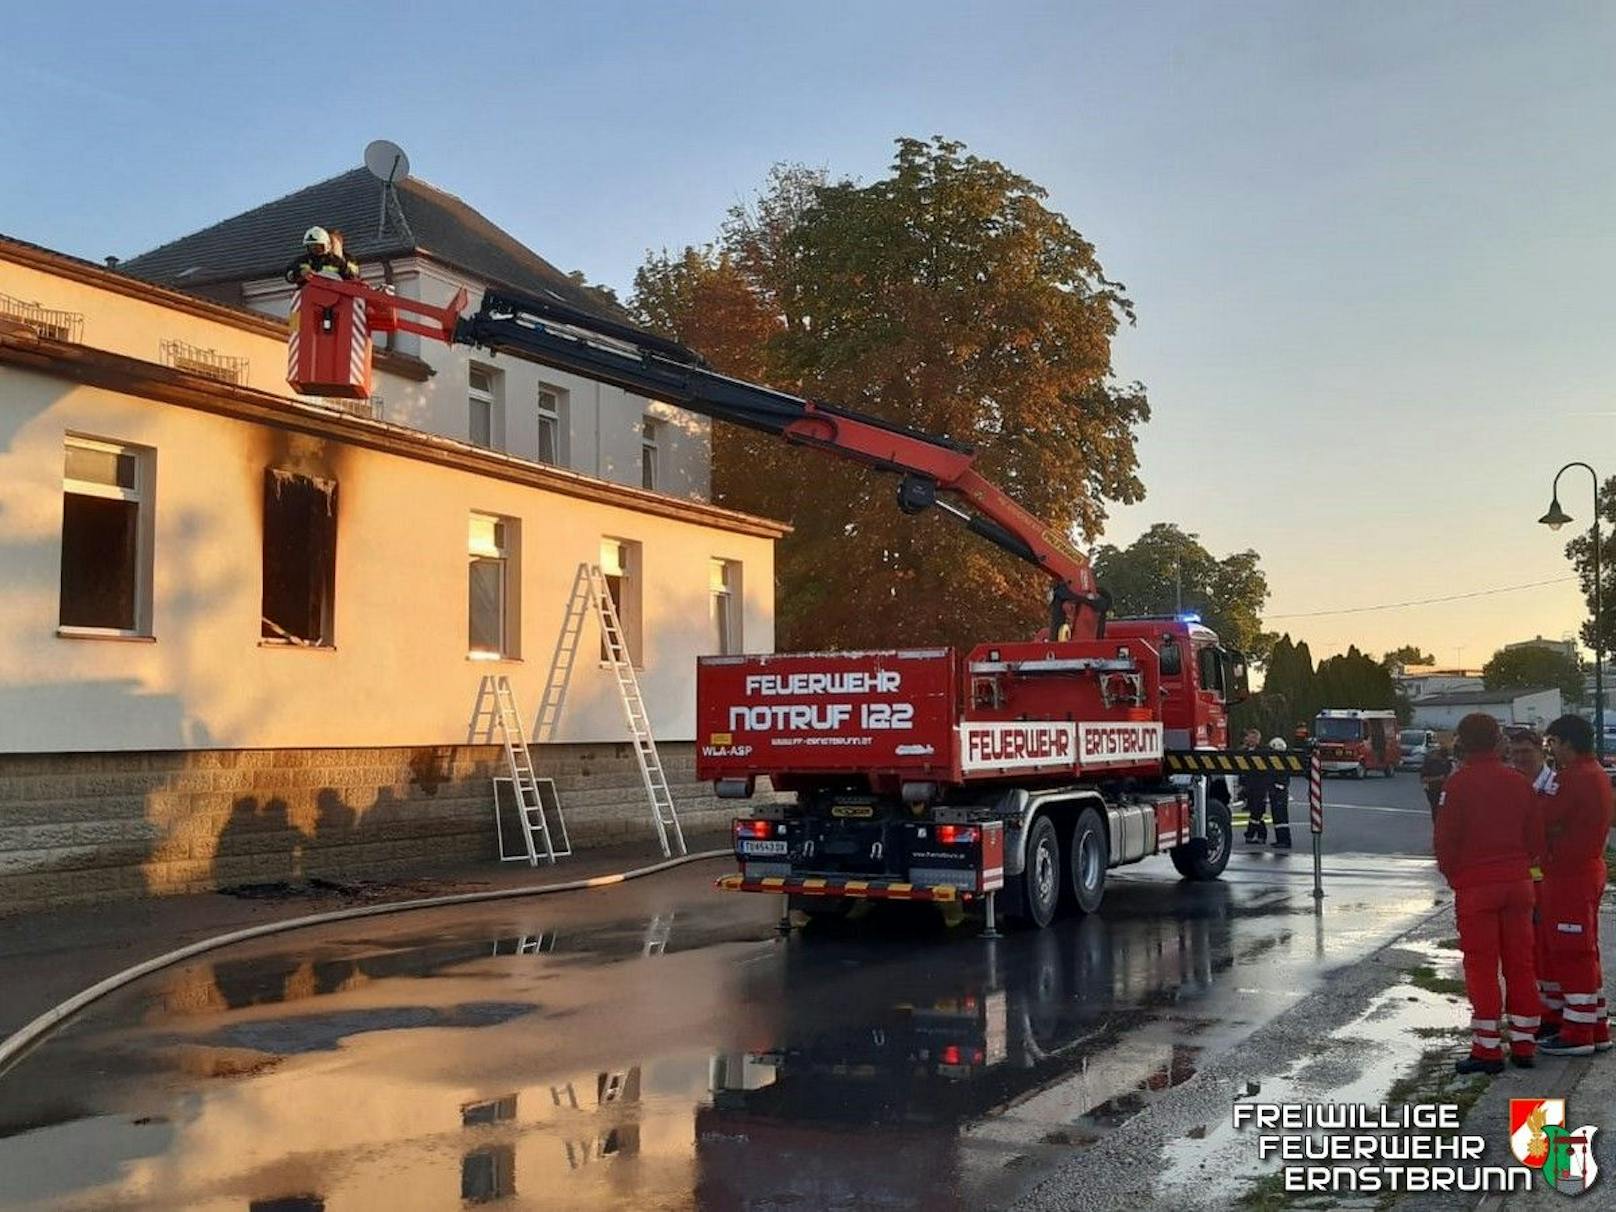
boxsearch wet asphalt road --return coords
[0,775,1442,1212]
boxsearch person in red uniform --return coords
[1538,714,1614,1056]
[1508,729,1560,1035]
[1435,713,1544,1073]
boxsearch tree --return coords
[631,138,1150,650]
[1381,644,1435,670]
[1561,473,1616,658]
[1482,645,1586,708]
[1089,523,1273,660]
[1316,646,1409,723]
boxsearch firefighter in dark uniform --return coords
[1268,737,1294,849]
[284,226,360,285]
[1240,727,1271,843]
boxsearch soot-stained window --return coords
[261,469,337,646]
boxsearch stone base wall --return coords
[0,743,742,914]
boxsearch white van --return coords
[1399,728,1437,771]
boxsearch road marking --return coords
[1322,802,1429,815]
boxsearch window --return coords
[537,386,567,466]
[1157,636,1182,677]
[1196,644,1223,698]
[261,470,337,646]
[469,513,520,659]
[710,559,741,655]
[59,436,152,634]
[640,418,661,491]
[468,365,503,450]
[599,538,642,664]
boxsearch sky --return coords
[4,1,1614,666]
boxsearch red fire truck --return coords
[288,279,1285,930]
[1313,709,1400,779]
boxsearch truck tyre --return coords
[1384,763,1396,778]
[1068,808,1108,915]
[1017,814,1062,929]
[1170,795,1232,881]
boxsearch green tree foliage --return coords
[1560,472,1616,658]
[1316,646,1408,722]
[631,139,1150,650]
[1381,644,1435,669]
[1090,523,1273,660]
[1235,635,1409,735]
[1482,645,1586,708]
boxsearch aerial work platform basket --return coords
[287,278,466,399]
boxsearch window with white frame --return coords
[469,365,503,450]
[599,537,642,665]
[710,559,741,655]
[537,385,567,466]
[640,418,661,491]
[469,513,519,659]
[59,436,153,634]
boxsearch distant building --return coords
[1503,635,1579,663]
[1393,666,1485,702]
[116,164,709,499]
[0,233,784,911]
[1410,687,1562,732]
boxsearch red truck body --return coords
[696,638,1165,793]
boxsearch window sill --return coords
[57,627,155,643]
[599,660,646,673]
[258,640,337,652]
[469,654,523,663]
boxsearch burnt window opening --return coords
[262,469,337,646]
[59,436,151,633]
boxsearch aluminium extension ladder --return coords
[481,674,572,866]
[583,563,687,858]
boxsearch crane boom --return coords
[455,288,1108,640]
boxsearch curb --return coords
[0,848,729,1080]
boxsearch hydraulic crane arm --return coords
[454,288,1109,640]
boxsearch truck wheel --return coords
[1170,795,1232,881]
[1068,808,1108,915]
[1018,815,1062,929]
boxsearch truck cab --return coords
[1106,616,1250,751]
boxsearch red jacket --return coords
[1434,753,1543,889]
[1542,756,1613,879]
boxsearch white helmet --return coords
[1269,737,1288,750]
[303,226,330,248]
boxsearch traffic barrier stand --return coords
[1309,749,1324,900]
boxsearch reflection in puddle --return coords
[0,858,1443,1211]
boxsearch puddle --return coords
[0,855,1444,1211]
[1155,949,1471,1208]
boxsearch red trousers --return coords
[1535,880,1564,1031]
[1455,879,1540,1059]
[1540,866,1608,1047]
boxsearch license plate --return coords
[832,804,875,818]
[740,840,788,856]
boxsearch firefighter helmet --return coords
[303,226,330,249]
[1269,737,1288,751]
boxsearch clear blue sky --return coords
[5,1,1615,665]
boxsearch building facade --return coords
[0,237,784,912]
[116,166,710,499]
[1409,687,1562,732]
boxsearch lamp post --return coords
[1540,462,1604,759]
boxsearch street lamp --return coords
[1540,461,1604,759]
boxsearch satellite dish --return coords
[364,139,410,185]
